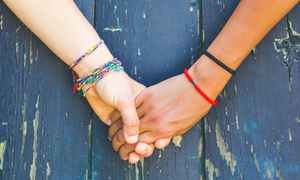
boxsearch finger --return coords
[109,88,144,126]
[109,114,150,141]
[128,152,142,164]
[112,129,126,151]
[118,143,136,161]
[109,109,121,126]
[118,97,140,144]
[118,142,153,161]
[108,118,123,140]
[154,138,172,149]
[135,143,155,157]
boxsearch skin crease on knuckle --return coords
[108,119,123,139]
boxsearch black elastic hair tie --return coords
[203,50,236,75]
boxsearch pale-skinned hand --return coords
[82,70,145,144]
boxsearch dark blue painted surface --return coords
[2,0,298,179]
[92,0,200,179]
[0,0,202,179]
[0,1,93,179]
[204,1,300,179]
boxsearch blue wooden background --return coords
[0,0,299,179]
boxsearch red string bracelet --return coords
[184,69,218,105]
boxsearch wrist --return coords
[188,54,232,100]
[73,43,114,78]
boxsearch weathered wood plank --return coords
[92,0,200,179]
[203,1,300,179]
[0,1,94,179]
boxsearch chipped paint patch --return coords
[265,162,271,180]
[215,121,236,175]
[172,135,182,147]
[254,153,260,171]
[24,53,27,68]
[29,34,33,64]
[114,6,117,13]
[234,85,237,95]
[206,159,219,180]
[198,137,203,158]
[140,157,145,180]
[252,47,258,59]
[236,112,239,130]
[20,92,27,162]
[16,42,19,53]
[274,21,300,61]
[103,27,122,32]
[35,49,39,61]
[289,128,292,141]
[30,95,40,180]
[46,162,51,180]
[16,26,21,33]
[275,166,284,180]
[20,121,27,161]
[0,141,6,170]
[0,15,3,30]
[134,65,137,75]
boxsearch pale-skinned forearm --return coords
[3,0,112,77]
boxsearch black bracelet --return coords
[203,50,236,75]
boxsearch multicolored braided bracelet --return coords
[73,59,123,97]
[69,40,104,69]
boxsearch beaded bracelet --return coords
[203,50,236,75]
[69,40,104,70]
[184,69,218,105]
[73,59,124,97]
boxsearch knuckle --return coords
[124,143,136,151]
[149,112,162,122]
[124,119,140,128]
[157,126,172,137]
[116,131,125,143]
[116,119,123,129]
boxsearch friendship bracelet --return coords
[73,58,123,97]
[82,66,124,97]
[69,40,104,70]
[184,69,218,105]
[203,50,236,75]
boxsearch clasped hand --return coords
[83,67,214,163]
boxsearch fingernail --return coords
[141,150,147,155]
[127,135,138,143]
[107,119,112,126]
[108,136,112,141]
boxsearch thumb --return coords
[117,96,140,144]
